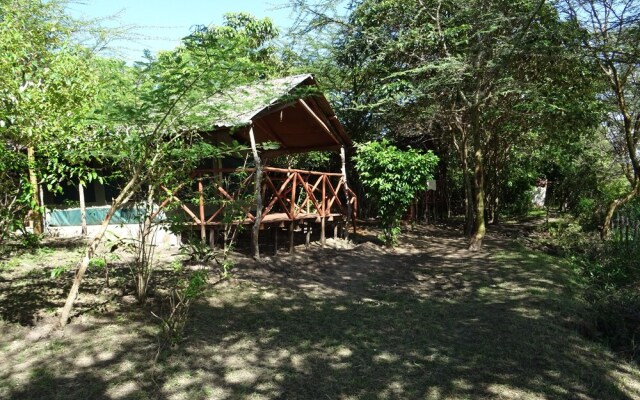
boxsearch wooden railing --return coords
[154,167,357,233]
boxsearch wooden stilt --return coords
[209,228,215,249]
[333,223,338,240]
[273,226,278,256]
[198,179,206,243]
[321,175,326,248]
[305,224,311,249]
[289,220,295,253]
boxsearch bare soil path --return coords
[1,224,640,399]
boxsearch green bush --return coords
[581,241,640,291]
[354,140,439,246]
[551,223,640,362]
[574,197,599,230]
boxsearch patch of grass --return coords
[0,229,640,399]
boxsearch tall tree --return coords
[560,0,640,238]
[0,0,108,234]
[291,0,598,249]
[58,13,279,326]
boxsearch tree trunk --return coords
[601,180,640,239]
[27,147,43,235]
[248,126,263,259]
[79,182,87,237]
[59,173,139,327]
[463,165,475,236]
[455,131,474,236]
[136,185,155,302]
[468,112,486,251]
[340,146,351,239]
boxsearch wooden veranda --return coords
[155,166,357,251]
[156,74,357,258]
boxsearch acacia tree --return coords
[58,13,279,326]
[290,0,599,249]
[560,0,640,238]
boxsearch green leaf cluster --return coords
[354,140,438,245]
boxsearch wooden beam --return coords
[297,99,341,145]
[254,118,288,149]
[198,179,206,243]
[194,166,343,177]
[262,144,342,158]
[307,96,344,145]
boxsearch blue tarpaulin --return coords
[47,206,158,226]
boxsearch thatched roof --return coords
[209,74,351,156]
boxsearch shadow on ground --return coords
[1,224,640,399]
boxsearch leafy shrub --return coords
[580,241,640,291]
[573,197,599,230]
[354,140,439,245]
[89,257,107,270]
[153,269,208,358]
[19,232,42,249]
[501,175,535,217]
[0,145,32,248]
[549,221,640,361]
[180,240,215,263]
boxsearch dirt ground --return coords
[1,223,640,399]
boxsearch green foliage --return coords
[18,233,41,250]
[291,0,601,233]
[155,269,209,356]
[354,140,438,245]
[270,151,333,171]
[544,216,640,361]
[50,265,70,280]
[88,257,107,271]
[180,241,215,264]
[0,145,31,245]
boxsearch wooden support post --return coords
[289,220,295,253]
[273,226,278,256]
[290,172,297,219]
[249,125,263,259]
[209,228,216,249]
[321,175,326,248]
[305,224,311,249]
[198,178,206,243]
[334,223,338,240]
[340,146,352,239]
[79,182,87,237]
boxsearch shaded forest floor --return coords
[1,223,640,399]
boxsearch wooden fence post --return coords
[340,146,351,240]
[321,175,326,248]
[198,178,206,243]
